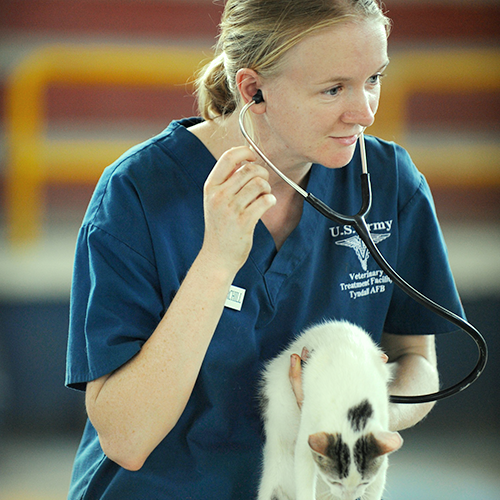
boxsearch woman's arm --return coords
[380,332,439,431]
[85,147,276,471]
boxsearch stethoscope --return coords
[239,90,488,404]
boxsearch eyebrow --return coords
[317,60,390,86]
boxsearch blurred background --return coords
[0,0,498,498]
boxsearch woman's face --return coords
[259,19,389,173]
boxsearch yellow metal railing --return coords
[370,48,500,187]
[4,45,500,244]
[5,44,207,244]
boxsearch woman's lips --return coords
[331,135,359,146]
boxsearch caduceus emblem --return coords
[335,234,390,271]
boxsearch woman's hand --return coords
[202,146,277,274]
[289,348,309,409]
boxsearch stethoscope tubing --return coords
[239,99,488,404]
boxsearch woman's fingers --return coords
[202,146,276,272]
[207,149,272,208]
[205,150,275,228]
[230,171,272,215]
[205,146,259,187]
[289,348,310,410]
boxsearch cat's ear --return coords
[373,431,403,456]
[308,431,331,456]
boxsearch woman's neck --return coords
[188,113,244,162]
[190,112,311,186]
[260,177,309,250]
[188,112,311,250]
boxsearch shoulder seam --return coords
[153,133,207,192]
[85,222,157,269]
[398,172,426,216]
[87,135,166,223]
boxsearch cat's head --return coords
[308,431,402,500]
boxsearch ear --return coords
[235,68,266,113]
[374,431,403,456]
[308,432,330,456]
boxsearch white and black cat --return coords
[258,320,403,500]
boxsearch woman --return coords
[66,0,463,498]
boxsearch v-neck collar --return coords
[251,163,334,302]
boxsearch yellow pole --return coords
[5,44,208,244]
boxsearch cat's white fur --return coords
[258,320,403,500]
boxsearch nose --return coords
[342,90,377,129]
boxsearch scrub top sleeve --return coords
[66,222,163,391]
[384,174,464,335]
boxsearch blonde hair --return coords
[195,0,391,120]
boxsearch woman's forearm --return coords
[381,332,439,432]
[387,352,439,431]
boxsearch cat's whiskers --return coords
[316,487,334,500]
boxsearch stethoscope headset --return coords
[240,89,488,405]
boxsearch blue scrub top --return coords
[66,118,463,499]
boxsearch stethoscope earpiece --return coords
[252,89,264,104]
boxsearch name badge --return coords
[225,285,246,311]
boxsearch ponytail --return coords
[195,53,238,120]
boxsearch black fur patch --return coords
[323,434,351,479]
[354,433,382,477]
[347,399,373,432]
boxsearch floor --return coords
[385,429,500,500]
[0,434,78,500]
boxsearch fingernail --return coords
[290,355,296,368]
